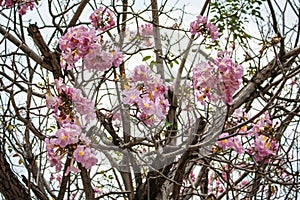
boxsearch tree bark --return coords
[0,143,31,200]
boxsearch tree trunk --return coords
[0,143,31,200]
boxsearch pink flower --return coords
[59,26,97,69]
[2,0,35,15]
[131,65,153,82]
[192,62,219,103]
[217,132,245,154]
[54,124,81,148]
[122,65,169,125]
[18,0,34,15]
[252,135,279,162]
[205,22,220,41]
[137,95,156,116]
[52,78,96,123]
[46,92,61,113]
[83,44,123,71]
[94,187,103,198]
[112,48,123,67]
[249,112,274,135]
[65,165,81,176]
[140,23,153,37]
[122,88,141,105]
[45,138,63,171]
[192,53,243,105]
[190,15,208,35]
[214,53,243,104]
[90,7,115,32]
[190,15,219,41]
[74,145,98,169]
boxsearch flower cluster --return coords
[122,65,169,125]
[83,44,123,71]
[59,25,122,70]
[216,111,279,163]
[47,78,96,124]
[251,135,279,162]
[192,62,219,104]
[74,145,98,169]
[248,112,279,162]
[90,7,115,32]
[217,132,244,154]
[45,124,98,173]
[214,51,244,104]
[46,79,98,173]
[140,23,153,37]
[192,51,243,105]
[190,15,220,41]
[59,26,97,69]
[140,23,153,47]
[1,0,34,15]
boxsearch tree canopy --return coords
[0,0,300,199]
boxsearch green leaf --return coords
[142,56,151,62]
[150,60,156,69]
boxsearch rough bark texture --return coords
[0,143,31,200]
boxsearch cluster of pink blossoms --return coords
[140,23,153,37]
[59,10,122,70]
[122,65,170,125]
[90,7,115,32]
[192,51,243,105]
[124,24,154,47]
[140,23,153,47]
[45,125,98,173]
[217,132,244,154]
[59,26,98,69]
[216,111,279,163]
[46,78,98,173]
[248,112,279,163]
[0,0,34,15]
[46,78,96,124]
[83,44,123,71]
[190,15,220,41]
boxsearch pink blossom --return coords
[74,145,98,169]
[46,92,61,113]
[214,53,243,104]
[193,53,243,105]
[18,0,34,15]
[252,135,279,162]
[53,78,96,123]
[90,7,115,32]
[131,65,153,82]
[122,65,169,125]
[65,165,81,176]
[94,187,103,197]
[249,112,274,135]
[137,95,156,116]
[59,26,97,69]
[122,88,141,105]
[190,172,196,182]
[45,138,63,171]
[217,132,245,154]
[84,44,123,70]
[205,22,220,41]
[1,0,35,15]
[140,23,153,37]
[190,15,219,42]
[192,62,219,103]
[84,44,111,71]
[54,124,81,148]
[190,15,208,35]
[111,111,121,128]
[112,48,123,67]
